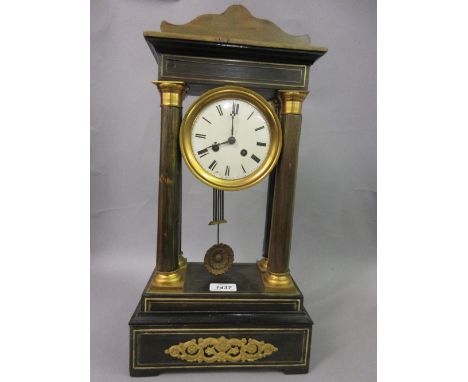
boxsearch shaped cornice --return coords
[144,5,327,52]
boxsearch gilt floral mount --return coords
[165,336,279,363]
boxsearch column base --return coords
[262,271,295,292]
[149,268,185,291]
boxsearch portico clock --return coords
[129,5,327,376]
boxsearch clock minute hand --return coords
[231,112,234,137]
[230,101,240,137]
[232,101,241,135]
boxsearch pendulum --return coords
[203,189,234,275]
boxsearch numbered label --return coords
[209,283,237,292]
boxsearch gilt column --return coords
[263,91,308,290]
[151,81,187,288]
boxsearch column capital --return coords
[278,90,309,115]
[153,81,188,107]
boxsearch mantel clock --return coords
[129,5,327,376]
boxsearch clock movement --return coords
[129,5,327,376]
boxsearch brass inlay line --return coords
[134,328,307,332]
[162,55,305,86]
[144,288,299,295]
[165,336,278,363]
[132,328,309,369]
[143,297,301,312]
[159,54,307,88]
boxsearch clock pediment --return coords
[155,4,326,52]
[144,5,327,68]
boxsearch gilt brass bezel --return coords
[180,86,282,191]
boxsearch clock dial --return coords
[180,86,281,191]
[191,99,271,180]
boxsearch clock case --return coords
[129,5,327,376]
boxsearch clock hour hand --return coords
[216,136,236,148]
[200,139,230,152]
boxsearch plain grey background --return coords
[91,0,376,381]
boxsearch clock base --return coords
[129,262,313,376]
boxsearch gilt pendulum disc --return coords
[203,243,234,275]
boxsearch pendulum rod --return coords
[209,188,226,244]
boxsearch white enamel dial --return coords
[191,99,271,180]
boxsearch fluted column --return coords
[257,99,281,273]
[151,81,187,289]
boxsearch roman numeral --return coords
[256,142,266,146]
[241,164,246,173]
[231,102,239,116]
[216,105,223,116]
[195,133,206,139]
[247,111,254,120]
[208,160,217,170]
[202,117,212,124]
[198,148,209,158]
[225,165,230,176]
[255,126,265,131]
[251,154,261,163]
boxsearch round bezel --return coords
[180,86,282,191]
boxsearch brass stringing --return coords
[164,336,278,363]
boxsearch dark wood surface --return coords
[130,265,313,375]
[262,171,277,260]
[145,35,325,98]
[141,263,303,313]
[156,105,182,272]
[129,303,313,376]
[145,35,326,66]
[267,114,303,273]
[158,54,308,98]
